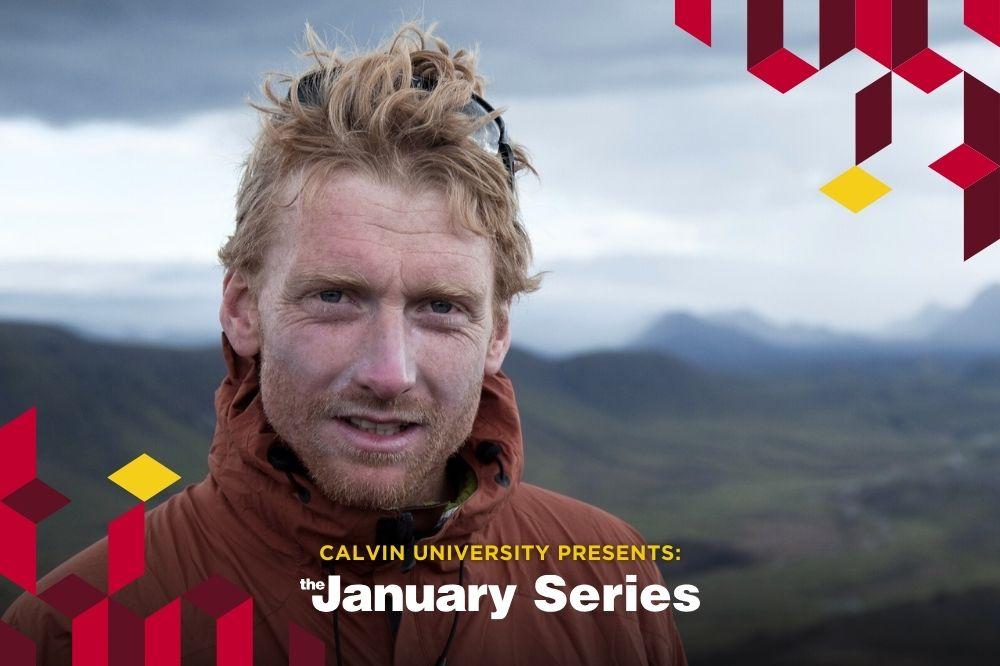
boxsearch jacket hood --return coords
[207,333,524,571]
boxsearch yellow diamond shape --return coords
[820,166,891,213]
[108,454,180,501]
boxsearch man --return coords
[4,24,686,665]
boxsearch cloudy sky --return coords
[2,1,999,352]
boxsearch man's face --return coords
[240,172,509,509]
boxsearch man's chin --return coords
[279,413,471,508]
[301,452,427,510]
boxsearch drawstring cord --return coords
[435,558,466,666]
[321,559,345,666]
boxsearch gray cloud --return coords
[1,0,975,122]
[0,0,688,121]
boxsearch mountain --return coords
[629,312,789,369]
[632,284,1000,370]
[628,310,888,370]
[885,303,953,340]
[709,310,871,349]
[927,284,1000,350]
[502,346,740,417]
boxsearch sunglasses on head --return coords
[289,70,516,190]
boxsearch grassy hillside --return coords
[3,323,1000,662]
[505,349,1000,659]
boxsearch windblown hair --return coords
[219,22,542,312]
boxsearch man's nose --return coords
[354,307,417,401]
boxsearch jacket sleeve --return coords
[2,590,73,665]
[616,521,688,666]
[1,537,110,666]
[634,554,689,666]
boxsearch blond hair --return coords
[219,22,542,314]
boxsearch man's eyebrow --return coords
[285,270,372,293]
[284,271,486,303]
[409,279,487,303]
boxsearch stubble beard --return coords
[258,350,482,510]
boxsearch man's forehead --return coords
[292,171,480,242]
[277,171,493,288]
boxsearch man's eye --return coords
[429,300,454,314]
[318,290,343,303]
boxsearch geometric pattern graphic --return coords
[0,622,35,666]
[930,143,1000,189]
[185,576,254,666]
[893,48,962,93]
[965,0,1000,48]
[38,574,109,666]
[108,454,180,502]
[108,503,146,595]
[109,597,182,666]
[674,0,711,46]
[674,0,1000,259]
[0,408,69,593]
[746,0,820,93]
[855,73,892,165]
[289,622,326,666]
[0,408,271,663]
[0,408,36,496]
[821,166,892,213]
[3,478,70,524]
[749,48,817,95]
[143,600,182,666]
[38,574,106,619]
[939,74,1000,259]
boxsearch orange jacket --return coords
[3,335,687,665]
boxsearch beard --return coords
[258,348,482,510]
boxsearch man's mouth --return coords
[341,416,414,436]
[326,412,426,454]
[337,415,420,437]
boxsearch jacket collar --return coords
[207,333,524,568]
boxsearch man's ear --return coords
[485,302,512,376]
[220,269,262,357]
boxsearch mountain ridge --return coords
[631,283,1000,370]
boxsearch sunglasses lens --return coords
[461,99,502,153]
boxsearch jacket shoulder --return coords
[504,482,648,545]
